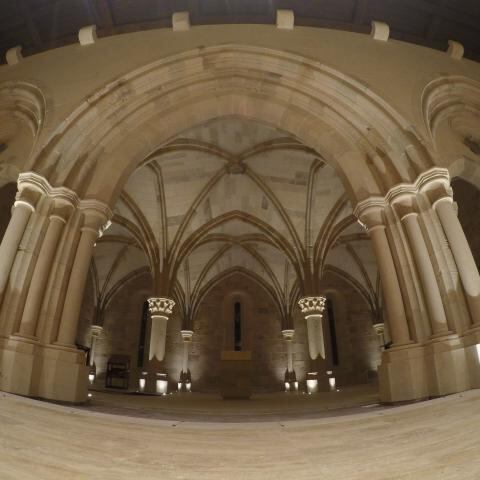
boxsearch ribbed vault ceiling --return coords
[91,117,379,326]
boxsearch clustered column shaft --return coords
[0,199,35,305]
[368,224,411,346]
[57,224,101,346]
[18,213,67,338]
[401,212,449,336]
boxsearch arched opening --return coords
[0,182,17,241]
[452,177,480,269]
[0,45,478,409]
[326,298,339,367]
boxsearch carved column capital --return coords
[373,323,385,336]
[148,297,175,317]
[298,296,326,316]
[353,199,387,232]
[15,185,41,212]
[180,330,194,342]
[281,329,295,341]
[79,200,112,236]
[90,324,104,337]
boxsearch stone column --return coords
[298,296,327,360]
[373,323,385,350]
[369,224,412,346]
[56,205,109,347]
[298,296,329,391]
[0,191,37,305]
[89,325,103,367]
[434,196,480,327]
[282,329,295,373]
[16,201,72,339]
[356,202,412,347]
[282,329,297,387]
[179,329,193,389]
[401,211,450,337]
[148,297,175,362]
[180,330,193,373]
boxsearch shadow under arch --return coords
[0,81,47,181]
[422,75,480,174]
[29,45,433,207]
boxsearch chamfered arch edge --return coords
[21,44,442,208]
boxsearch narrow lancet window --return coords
[234,302,242,351]
[137,301,148,367]
[327,299,339,366]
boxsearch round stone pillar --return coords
[282,329,297,387]
[368,224,412,346]
[298,296,327,360]
[282,329,295,372]
[0,191,37,305]
[147,297,175,362]
[17,199,73,339]
[56,205,109,347]
[298,296,329,392]
[434,196,480,327]
[373,323,385,350]
[89,325,103,368]
[179,329,193,389]
[180,329,193,373]
[401,211,450,337]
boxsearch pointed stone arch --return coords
[29,45,432,205]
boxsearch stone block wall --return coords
[77,271,379,392]
[319,272,381,385]
[77,271,153,389]
[184,273,286,393]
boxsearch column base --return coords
[462,328,480,389]
[309,357,331,392]
[0,336,88,403]
[425,334,470,396]
[379,344,428,403]
[379,337,476,403]
[284,370,298,392]
[178,370,192,392]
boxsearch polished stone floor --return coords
[79,384,382,422]
[1,387,480,479]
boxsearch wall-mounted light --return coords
[88,372,95,385]
[329,377,336,391]
[185,382,191,392]
[284,381,290,392]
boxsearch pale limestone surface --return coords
[1,21,480,408]
[1,390,480,479]
[80,384,381,421]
